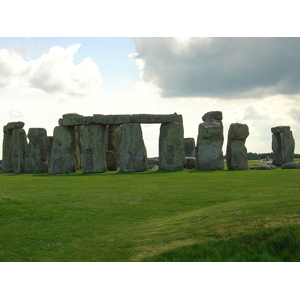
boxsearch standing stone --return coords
[26,128,49,173]
[74,125,83,170]
[159,122,185,171]
[196,111,224,170]
[184,138,196,157]
[81,124,107,173]
[107,125,121,165]
[120,123,148,172]
[2,125,13,173]
[11,128,27,173]
[2,122,25,173]
[47,136,53,166]
[271,126,295,166]
[50,126,77,174]
[226,123,249,170]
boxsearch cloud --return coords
[131,37,300,99]
[0,49,28,88]
[9,108,24,118]
[27,44,102,95]
[0,44,102,96]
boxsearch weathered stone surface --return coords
[282,161,300,169]
[26,128,49,173]
[50,126,77,174]
[159,122,185,171]
[184,157,196,169]
[196,116,224,170]
[2,126,13,172]
[184,138,195,157]
[106,150,118,171]
[11,129,27,173]
[47,136,53,166]
[249,163,277,170]
[81,125,107,173]
[202,111,223,122]
[148,158,159,166]
[131,113,183,124]
[272,129,295,166]
[6,121,25,130]
[107,125,121,165]
[226,123,249,170]
[74,126,83,170]
[92,114,132,125]
[120,123,148,172]
[59,116,92,126]
[271,126,290,134]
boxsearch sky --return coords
[1,36,300,158]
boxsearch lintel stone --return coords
[6,121,25,130]
[271,126,290,134]
[131,113,181,124]
[202,111,223,122]
[59,116,92,126]
[92,114,132,125]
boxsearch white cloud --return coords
[0,49,28,88]
[26,44,102,95]
[0,44,102,96]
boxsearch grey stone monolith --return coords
[2,126,13,172]
[159,122,185,171]
[271,126,295,166]
[11,128,27,173]
[107,125,121,165]
[47,136,53,166]
[184,138,195,157]
[196,111,224,170]
[226,123,249,170]
[74,125,83,170]
[50,126,77,174]
[25,128,49,173]
[81,124,107,173]
[119,123,148,172]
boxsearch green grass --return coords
[1,165,300,261]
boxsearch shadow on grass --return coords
[142,225,300,262]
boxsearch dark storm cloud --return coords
[132,37,300,99]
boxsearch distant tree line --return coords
[246,152,300,160]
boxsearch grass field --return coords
[1,162,300,262]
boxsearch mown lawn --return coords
[0,165,300,261]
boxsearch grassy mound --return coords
[142,225,300,261]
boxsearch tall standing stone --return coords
[81,124,107,173]
[50,126,77,174]
[26,128,49,173]
[2,122,25,173]
[2,125,13,173]
[271,126,295,166]
[107,125,121,165]
[47,136,53,166]
[226,123,249,170]
[159,122,185,171]
[60,113,83,170]
[196,111,224,170]
[184,138,196,157]
[120,123,148,172]
[11,128,27,173]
